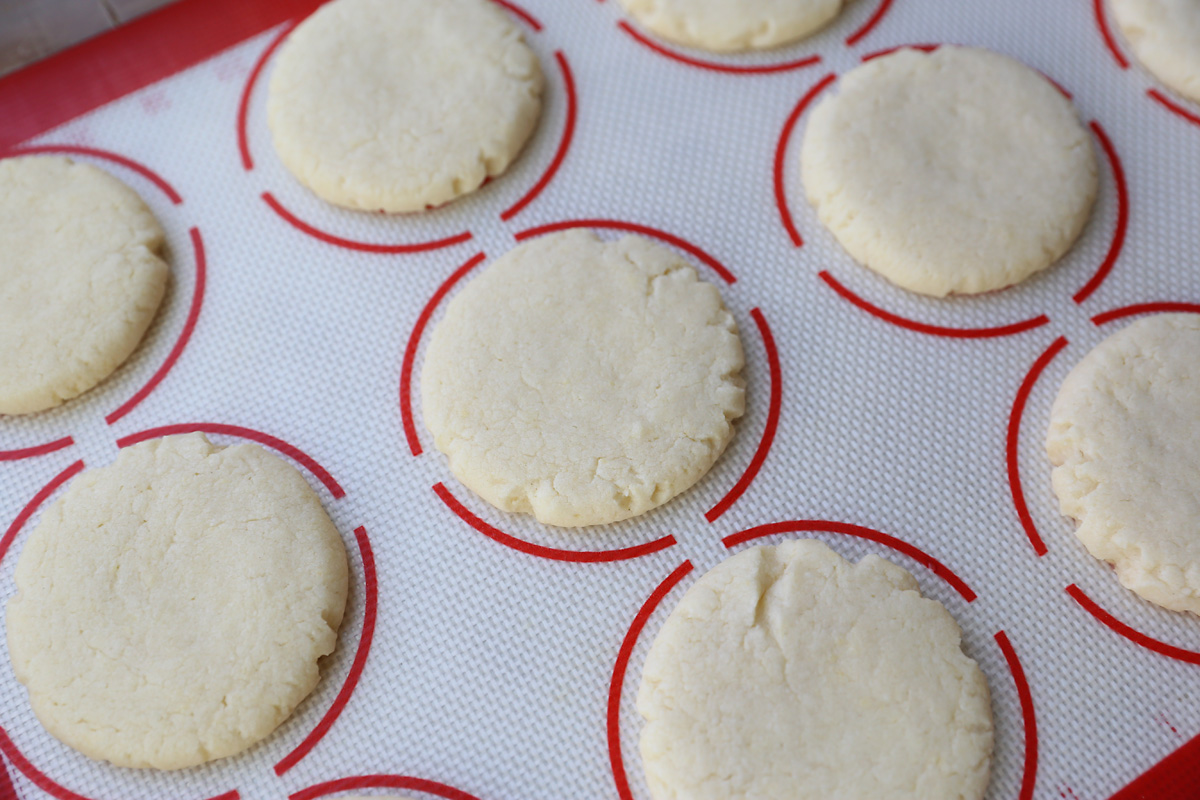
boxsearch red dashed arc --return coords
[0,437,75,463]
[290,775,481,800]
[434,482,678,563]
[0,728,239,800]
[1007,336,1071,557]
[275,526,378,775]
[115,423,345,499]
[722,520,978,602]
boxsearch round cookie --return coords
[267,0,544,213]
[1047,313,1200,615]
[5,433,349,769]
[0,155,168,415]
[617,0,844,52]
[637,540,994,800]
[1110,0,1200,103]
[801,46,1098,297]
[421,230,745,528]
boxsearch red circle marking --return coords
[237,3,558,238]
[434,482,677,563]
[1067,584,1200,666]
[0,460,85,565]
[106,226,207,424]
[608,560,694,800]
[401,252,489,457]
[3,145,182,204]
[0,437,75,463]
[995,631,1039,800]
[1093,0,1130,69]
[500,51,578,222]
[237,19,298,171]
[291,776,481,800]
[115,423,345,499]
[722,520,977,602]
[514,219,737,283]
[844,0,897,47]
[1007,336,1070,557]
[261,192,473,255]
[819,271,1051,339]
[0,729,238,800]
[1073,122,1129,305]
[1092,302,1200,325]
[705,308,781,522]
[1147,89,1200,129]
[774,72,836,248]
[275,525,377,775]
[616,21,821,75]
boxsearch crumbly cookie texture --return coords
[0,155,168,414]
[637,540,994,800]
[1048,313,1200,615]
[267,0,544,212]
[801,45,1097,297]
[421,230,745,528]
[6,433,349,770]
[617,0,843,52]
[1111,0,1200,103]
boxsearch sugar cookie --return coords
[267,0,544,212]
[0,155,168,415]
[1111,0,1200,103]
[617,0,844,52]
[637,540,993,800]
[801,46,1097,297]
[1048,313,1200,615]
[6,434,349,769]
[421,230,745,527]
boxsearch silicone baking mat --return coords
[2,0,1200,798]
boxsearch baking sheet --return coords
[2,0,1200,798]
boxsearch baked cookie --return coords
[6,433,349,769]
[421,230,745,527]
[638,540,993,800]
[801,46,1097,297]
[267,0,544,212]
[617,0,844,52]
[1048,313,1200,615]
[0,155,168,415]
[1111,0,1200,103]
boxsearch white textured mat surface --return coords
[2,1,1199,799]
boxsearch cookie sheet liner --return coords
[1,0,1199,798]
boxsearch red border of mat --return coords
[0,0,325,151]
